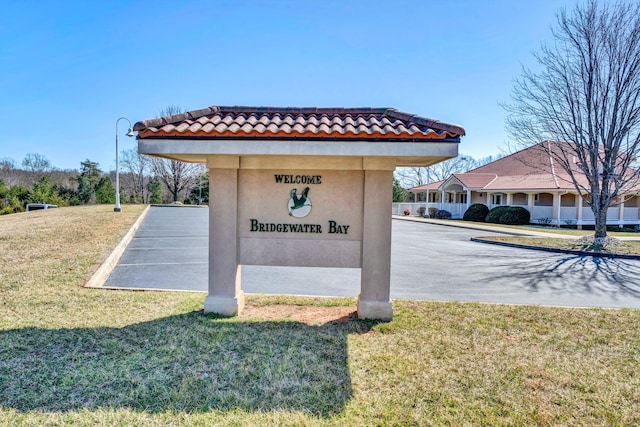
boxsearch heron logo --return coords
[288,187,312,218]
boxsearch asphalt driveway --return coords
[103,206,640,309]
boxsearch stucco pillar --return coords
[506,193,513,206]
[358,162,393,320]
[466,189,471,209]
[528,193,535,215]
[204,156,244,316]
[486,193,491,207]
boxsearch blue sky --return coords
[0,0,575,171]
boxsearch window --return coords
[492,194,503,205]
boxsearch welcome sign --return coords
[135,105,465,320]
[238,169,362,268]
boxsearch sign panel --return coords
[238,169,363,267]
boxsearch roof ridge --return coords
[133,105,466,137]
[485,174,499,187]
[546,141,561,188]
[383,109,466,136]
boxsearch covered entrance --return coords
[135,106,465,319]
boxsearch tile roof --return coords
[483,174,564,190]
[408,180,444,191]
[451,173,497,189]
[437,143,597,192]
[134,106,465,141]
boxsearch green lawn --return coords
[447,218,640,237]
[1,206,639,426]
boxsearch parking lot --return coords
[104,206,640,309]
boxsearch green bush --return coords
[435,209,452,219]
[485,206,509,223]
[498,206,531,225]
[463,203,489,222]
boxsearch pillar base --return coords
[204,292,245,316]
[357,297,393,321]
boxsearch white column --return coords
[204,156,244,316]
[528,193,535,216]
[466,189,471,209]
[506,193,513,206]
[440,189,445,209]
[618,199,625,226]
[577,194,583,224]
[486,193,491,207]
[553,193,561,226]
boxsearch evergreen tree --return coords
[393,178,407,203]
[148,179,163,204]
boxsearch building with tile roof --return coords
[397,142,640,227]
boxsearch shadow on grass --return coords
[0,311,373,416]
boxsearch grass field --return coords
[1,206,639,426]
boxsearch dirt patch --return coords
[240,303,357,326]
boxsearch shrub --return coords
[435,209,452,219]
[428,207,439,218]
[498,206,531,225]
[537,217,553,226]
[485,206,509,223]
[417,207,426,217]
[463,203,489,222]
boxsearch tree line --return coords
[0,152,209,215]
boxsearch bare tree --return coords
[22,153,53,186]
[504,0,640,244]
[150,105,200,203]
[151,157,199,203]
[0,158,17,187]
[395,155,479,188]
[120,149,150,203]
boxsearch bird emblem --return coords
[288,187,312,217]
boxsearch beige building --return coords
[396,142,640,227]
[135,105,465,319]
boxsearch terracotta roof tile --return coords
[134,106,466,141]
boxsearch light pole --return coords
[115,117,135,212]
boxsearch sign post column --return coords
[204,156,244,316]
[358,159,394,320]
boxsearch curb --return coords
[392,216,537,237]
[84,205,151,288]
[470,237,640,260]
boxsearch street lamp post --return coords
[115,117,135,212]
